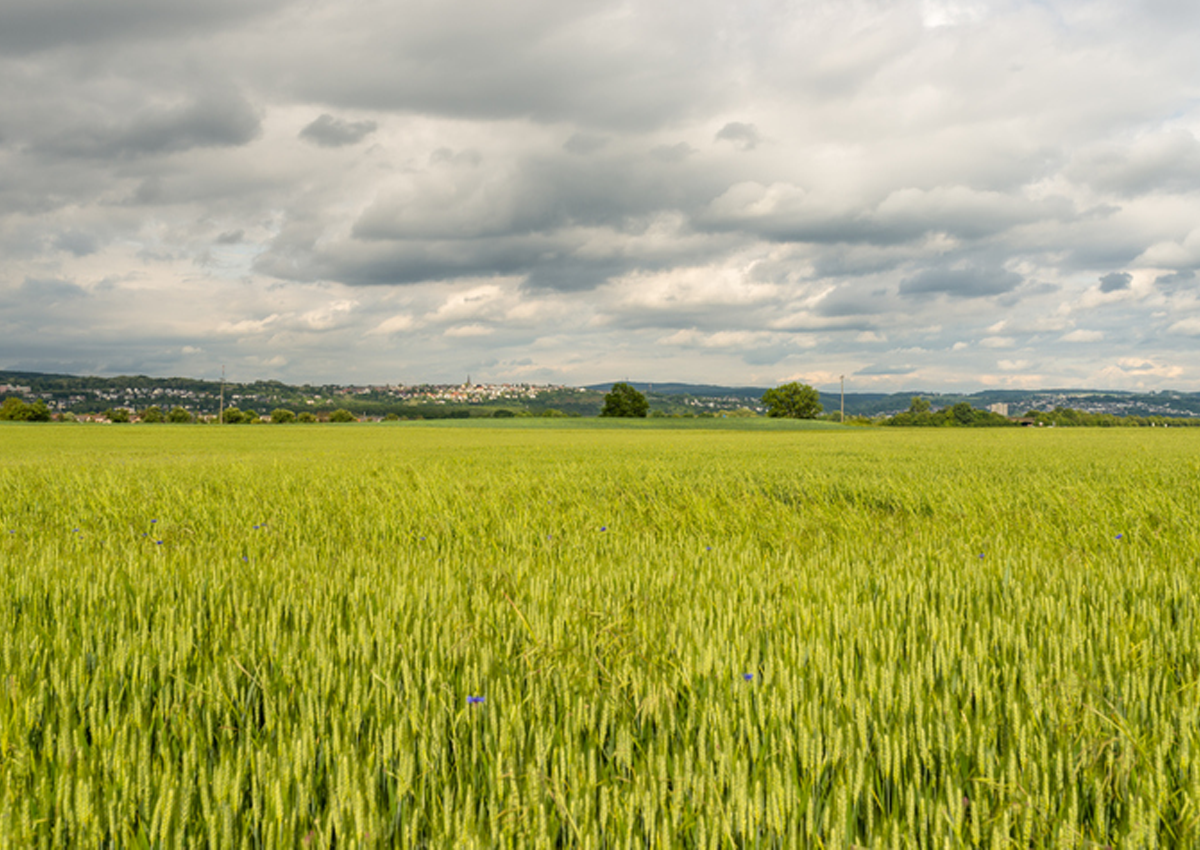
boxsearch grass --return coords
[2,422,1199,846]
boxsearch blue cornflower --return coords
[155,540,163,545]
[706,546,712,551]
[151,519,157,524]
[242,556,249,562]
[743,673,753,681]
[600,526,607,532]
[467,695,485,704]
[1115,534,1123,540]
[979,553,985,559]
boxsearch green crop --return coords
[1,423,1199,846]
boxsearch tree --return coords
[222,407,244,424]
[140,405,164,423]
[600,383,649,418]
[0,398,30,420]
[950,401,975,426]
[908,397,931,414]
[106,408,132,423]
[167,406,192,423]
[1,398,52,421]
[298,412,318,423]
[329,409,356,423]
[761,382,822,419]
[270,408,296,424]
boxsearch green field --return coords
[2,423,1200,846]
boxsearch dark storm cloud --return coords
[298,114,378,148]
[1098,271,1132,293]
[899,266,1023,299]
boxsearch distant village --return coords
[0,379,597,421]
[3,373,1200,423]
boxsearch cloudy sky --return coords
[2,0,1200,391]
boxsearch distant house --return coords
[987,402,1009,417]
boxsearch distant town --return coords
[2,370,1200,422]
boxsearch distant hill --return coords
[586,381,1200,418]
[4,370,1200,419]
[583,381,770,399]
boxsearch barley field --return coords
[2,422,1199,847]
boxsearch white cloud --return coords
[1167,317,1200,336]
[444,323,493,338]
[369,313,415,335]
[1061,329,1104,343]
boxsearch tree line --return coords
[7,387,1200,426]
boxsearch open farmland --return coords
[2,422,1200,846]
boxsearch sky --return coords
[2,0,1200,392]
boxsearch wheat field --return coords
[2,422,1199,846]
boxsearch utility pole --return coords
[840,374,845,423]
[219,365,225,424]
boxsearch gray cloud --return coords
[53,229,99,257]
[714,122,761,151]
[0,0,284,53]
[1068,131,1200,197]
[899,266,1024,299]
[8,277,89,307]
[1156,270,1196,290]
[299,114,378,148]
[1099,271,1132,293]
[856,364,917,376]
[649,142,695,163]
[254,1,738,131]
[35,92,261,159]
[563,133,609,155]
